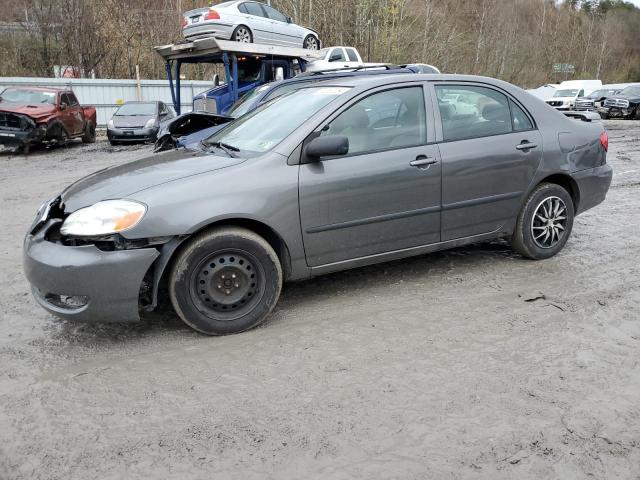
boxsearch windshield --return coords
[227,84,270,117]
[620,86,640,96]
[204,86,351,155]
[553,89,579,97]
[115,103,157,116]
[0,88,56,104]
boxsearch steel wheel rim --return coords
[305,36,318,49]
[190,249,265,321]
[531,196,568,249]
[235,28,251,43]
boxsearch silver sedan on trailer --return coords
[181,1,321,49]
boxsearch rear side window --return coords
[243,2,265,17]
[238,3,247,13]
[436,85,520,141]
[510,99,533,131]
[345,48,359,62]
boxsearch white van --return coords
[545,80,602,110]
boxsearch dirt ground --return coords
[0,121,639,480]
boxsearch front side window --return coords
[328,49,346,62]
[205,86,351,155]
[263,5,287,22]
[320,87,426,155]
[66,92,79,106]
[436,85,512,141]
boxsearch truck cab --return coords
[192,56,299,114]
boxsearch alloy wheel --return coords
[234,27,251,43]
[304,36,319,50]
[531,196,568,249]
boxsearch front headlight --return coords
[60,200,147,237]
[145,118,158,129]
[107,119,115,129]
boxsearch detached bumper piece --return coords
[23,219,159,322]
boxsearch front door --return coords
[433,83,543,241]
[262,4,297,47]
[239,2,271,43]
[299,85,442,267]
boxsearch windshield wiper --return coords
[201,140,240,158]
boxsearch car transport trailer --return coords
[154,37,323,115]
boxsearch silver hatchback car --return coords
[181,0,321,49]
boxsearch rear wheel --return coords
[511,183,574,260]
[232,26,253,43]
[82,121,96,143]
[169,227,282,335]
[303,34,320,50]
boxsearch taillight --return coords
[204,8,220,20]
[599,131,608,152]
[180,17,187,28]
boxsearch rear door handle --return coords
[516,141,537,151]
[410,156,438,168]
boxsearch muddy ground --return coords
[0,121,639,480]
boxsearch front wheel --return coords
[510,183,574,260]
[303,34,320,50]
[169,227,282,335]
[232,25,253,43]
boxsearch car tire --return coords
[600,112,609,119]
[169,226,283,335]
[82,121,96,143]
[232,25,253,43]
[108,139,118,146]
[303,34,320,50]
[510,183,574,260]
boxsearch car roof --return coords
[309,73,502,88]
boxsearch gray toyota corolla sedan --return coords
[23,74,612,335]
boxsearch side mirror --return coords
[329,54,342,62]
[59,102,67,110]
[305,135,349,160]
[286,16,292,23]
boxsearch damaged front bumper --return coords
[0,112,46,147]
[23,218,160,323]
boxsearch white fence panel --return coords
[0,77,213,126]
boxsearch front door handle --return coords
[516,141,537,151]
[410,155,438,168]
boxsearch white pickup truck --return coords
[306,46,377,72]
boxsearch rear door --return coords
[299,84,441,267]
[433,83,542,241]
[238,2,271,43]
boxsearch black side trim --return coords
[306,205,440,234]
[442,191,521,211]
[306,191,522,234]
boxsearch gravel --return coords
[1,121,639,479]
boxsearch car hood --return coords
[608,94,640,102]
[112,115,154,128]
[61,149,244,212]
[0,101,56,120]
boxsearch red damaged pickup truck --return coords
[0,86,96,153]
